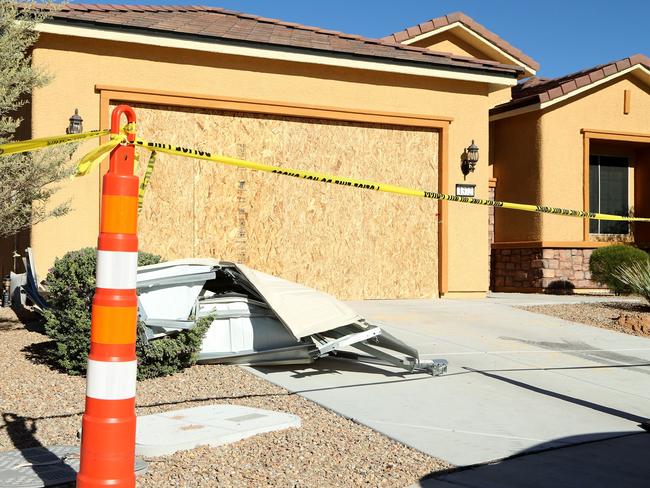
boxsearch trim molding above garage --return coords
[95,85,454,128]
[96,85,451,296]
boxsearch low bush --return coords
[136,316,211,380]
[43,247,210,379]
[614,261,650,304]
[589,245,650,294]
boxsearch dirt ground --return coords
[0,307,449,487]
[519,300,650,338]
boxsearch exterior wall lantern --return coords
[461,140,479,179]
[66,109,83,134]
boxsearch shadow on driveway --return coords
[417,431,650,488]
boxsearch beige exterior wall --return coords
[28,33,500,295]
[490,111,543,242]
[539,75,650,241]
[410,31,517,113]
[488,87,514,109]
[411,31,490,59]
[491,73,650,245]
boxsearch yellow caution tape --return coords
[0,129,110,157]
[134,138,650,223]
[76,134,126,176]
[8,125,646,224]
[138,151,157,213]
[123,122,137,135]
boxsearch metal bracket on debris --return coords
[313,325,382,355]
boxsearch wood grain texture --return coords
[128,103,439,299]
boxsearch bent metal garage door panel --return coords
[130,103,438,299]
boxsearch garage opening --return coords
[123,103,440,299]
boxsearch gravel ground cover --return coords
[0,308,449,487]
[519,300,650,338]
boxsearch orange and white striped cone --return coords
[78,105,139,488]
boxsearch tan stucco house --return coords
[2,5,531,300]
[490,55,650,292]
[3,6,646,297]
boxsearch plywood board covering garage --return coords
[126,103,439,299]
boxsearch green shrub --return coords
[136,316,211,380]
[43,247,210,379]
[614,261,650,304]
[589,245,650,294]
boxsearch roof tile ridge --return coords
[44,4,522,74]
[541,56,636,87]
[381,10,539,71]
[629,53,650,68]
[375,38,523,70]
[507,53,650,107]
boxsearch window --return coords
[589,155,629,234]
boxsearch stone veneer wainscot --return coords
[491,247,608,292]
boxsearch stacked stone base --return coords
[491,247,607,293]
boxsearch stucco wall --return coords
[488,88,514,109]
[411,31,489,59]
[29,33,497,294]
[411,32,514,109]
[490,111,543,242]
[539,74,650,241]
[492,73,650,244]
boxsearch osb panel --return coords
[124,103,438,299]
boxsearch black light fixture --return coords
[66,108,83,134]
[461,140,479,179]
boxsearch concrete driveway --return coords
[248,295,650,486]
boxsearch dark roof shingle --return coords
[491,54,650,115]
[382,12,540,72]
[32,4,522,77]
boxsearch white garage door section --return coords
[129,103,439,299]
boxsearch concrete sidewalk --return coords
[484,291,642,306]
[248,296,650,477]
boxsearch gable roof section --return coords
[490,54,650,120]
[382,12,539,76]
[32,4,522,83]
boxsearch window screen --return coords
[589,155,629,235]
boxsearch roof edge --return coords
[37,20,521,86]
[30,4,525,79]
[382,11,540,73]
[490,56,650,120]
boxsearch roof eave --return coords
[399,22,537,77]
[384,13,540,75]
[36,19,521,87]
[490,64,650,121]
